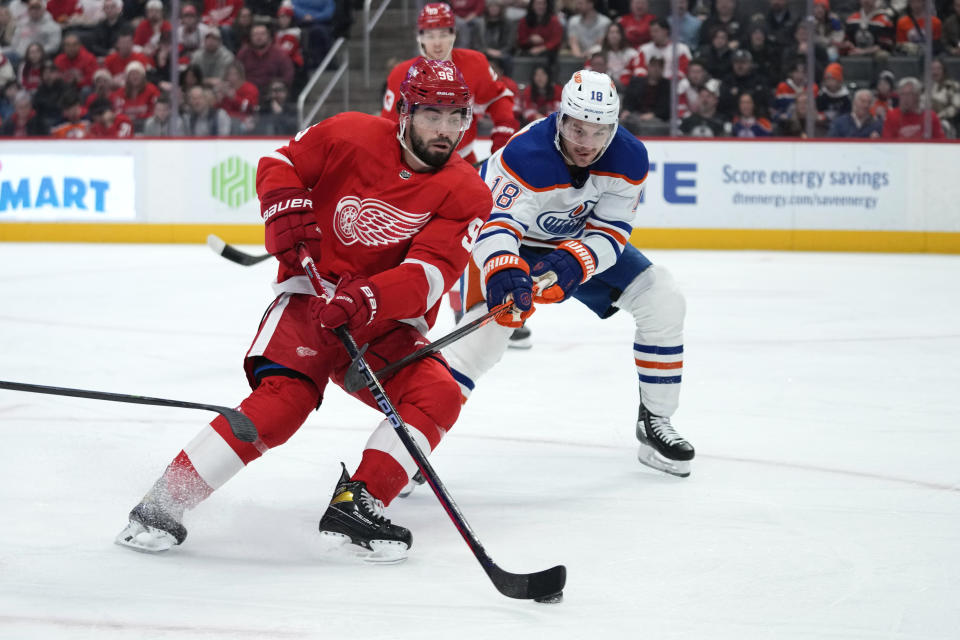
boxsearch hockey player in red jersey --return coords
[381,2,519,165]
[116,59,493,562]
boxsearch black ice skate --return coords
[636,403,695,478]
[115,499,187,553]
[508,325,532,349]
[318,463,412,563]
[397,470,425,498]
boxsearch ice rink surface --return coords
[0,244,958,639]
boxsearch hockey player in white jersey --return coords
[443,69,695,477]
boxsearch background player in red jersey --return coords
[381,2,520,165]
[116,59,494,563]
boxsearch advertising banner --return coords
[0,153,136,222]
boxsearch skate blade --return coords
[397,479,420,499]
[507,337,532,350]
[318,531,409,565]
[114,521,177,553]
[637,443,691,478]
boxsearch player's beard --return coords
[409,123,457,168]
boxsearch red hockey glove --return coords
[530,240,597,304]
[483,252,535,328]
[313,273,381,331]
[490,125,517,153]
[261,187,318,268]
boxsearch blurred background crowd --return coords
[0,0,957,138]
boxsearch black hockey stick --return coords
[298,245,566,601]
[206,234,272,266]
[0,380,259,443]
[342,301,512,394]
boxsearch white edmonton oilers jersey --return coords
[474,113,650,275]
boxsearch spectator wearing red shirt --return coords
[619,0,656,48]
[203,0,244,27]
[516,0,563,67]
[110,60,160,126]
[217,61,258,133]
[85,68,113,109]
[520,63,561,123]
[882,77,946,139]
[54,33,98,90]
[134,0,172,57]
[105,28,154,84]
[88,96,134,137]
[46,0,81,23]
[236,23,293,96]
[276,6,304,69]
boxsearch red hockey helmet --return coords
[399,57,472,115]
[417,2,455,31]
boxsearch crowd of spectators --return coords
[0,0,351,137]
[469,0,960,138]
[1,0,958,138]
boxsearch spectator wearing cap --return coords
[293,0,336,68]
[731,91,773,136]
[32,61,66,124]
[142,93,182,136]
[134,0,171,57]
[870,68,897,119]
[742,21,777,84]
[841,0,895,59]
[0,90,49,136]
[567,0,612,58]
[718,48,771,118]
[811,0,844,61]
[699,0,742,51]
[680,79,730,136]
[667,0,702,51]
[88,0,130,57]
[181,84,232,135]
[54,33,98,90]
[816,61,850,127]
[630,18,691,80]
[178,4,214,59]
[191,27,235,81]
[621,56,671,133]
[882,77,946,138]
[104,27,154,84]
[85,67,113,108]
[701,25,733,80]
[276,5,305,70]
[764,0,795,50]
[828,88,883,137]
[87,96,133,137]
[110,59,159,127]
[238,22,293,96]
[8,0,62,57]
[618,0,656,48]
[516,0,564,66]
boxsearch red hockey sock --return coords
[352,449,409,506]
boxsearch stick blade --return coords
[217,407,259,442]
[487,563,567,600]
[206,234,226,255]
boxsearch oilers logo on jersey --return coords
[536,200,598,237]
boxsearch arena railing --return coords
[297,38,350,129]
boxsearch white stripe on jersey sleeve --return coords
[402,258,446,310]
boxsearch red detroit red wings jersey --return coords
[257,112,493,332]
[381,49,515,161]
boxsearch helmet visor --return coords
[410,104,472,138]
[558,116,615,164]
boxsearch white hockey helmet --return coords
[555,69,620,163]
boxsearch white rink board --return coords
[0,139,957,232]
